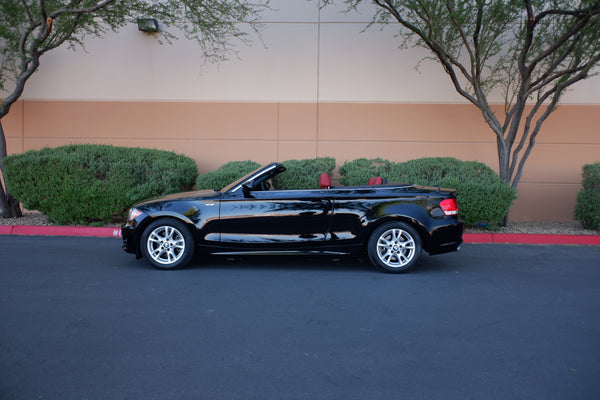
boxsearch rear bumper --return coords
[427,222,464,255]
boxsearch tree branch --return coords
[19,0,35,24]
[49,0,118,19]
[534,2,600,21]
[528,15,590,73]
[509,52,599,187]
[375,0,478,103]
[511,91,561,189]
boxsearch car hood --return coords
[135,189,220,206]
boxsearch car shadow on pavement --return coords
[174,252,467,275]
[186,254,371,273]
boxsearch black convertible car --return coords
[122,163,463,272]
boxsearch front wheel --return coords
[367,222,422,273]
[140,218,195,270]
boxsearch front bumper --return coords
[121,225,136,254]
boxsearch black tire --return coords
[140,218,195,270]
[367,222,422,273]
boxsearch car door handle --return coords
[307,199,332,210]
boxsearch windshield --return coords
[220,163,286,193]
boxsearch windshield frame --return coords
[221,163,286,194]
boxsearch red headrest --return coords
[368,177,384,185]
[319,173,331,189]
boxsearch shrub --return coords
[272,157,336,189]
[338,158,391,186]
[3,144,197,226]
[196,160,261,190]
[339,157,516,226]
[575,162,600,230]
[390,158,516,226]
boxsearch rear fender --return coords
[364,216,432,254]
[367,199,451,252]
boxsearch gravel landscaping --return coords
[0,212,121,228]
[1,211,598,236]
[466,221,598,235]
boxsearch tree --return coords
[322,0,600,190]
[0,0,269,218]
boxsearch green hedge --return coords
[195,158,336,191]
[273,157,336,189]
[4,148,520,228]
[575,162,600,230]
[3,144,197,225]
[196,160,261,190]
[339,157,516,226]
[338,158,391,186]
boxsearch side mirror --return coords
[242,183,254,198]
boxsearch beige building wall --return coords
[4,100,599,221]
[2,0,600,221]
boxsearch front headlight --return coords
[127,208,143,222]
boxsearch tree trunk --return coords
[0,181,22,218]
[496,136,512,183]
[496,137,512,227]
[0,120,23,218]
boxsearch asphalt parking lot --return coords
[1,236,599,400]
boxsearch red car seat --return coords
[368,177,384,185]
[319,173,332,189]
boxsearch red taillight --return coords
[440,199,458,216]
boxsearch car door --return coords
[218,188,333,249]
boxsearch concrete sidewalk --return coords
[1,224,600,245]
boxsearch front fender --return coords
[147,211,195,225]
[126,211,199,259]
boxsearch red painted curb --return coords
[462,232,600,245]
[462,233,494,243]
[5,225,122,238]
[491,233,600,246]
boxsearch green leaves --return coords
[196,160,261,190]
[575,162,600,230]
[272,157,336,190]
[3,144,198,225]
[322,1,600,190]
[0,0,270,216]
[0,0,270,112]
[339,157,517,226]
[338,158,391,186]
[195,157,337,191]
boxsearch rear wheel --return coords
[367,222,422,273]
[141,218,195,270]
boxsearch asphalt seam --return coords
[1,225,599,245]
